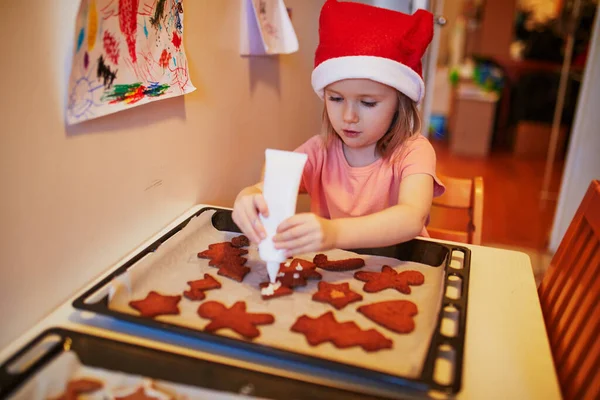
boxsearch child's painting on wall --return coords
[66,0,196,125]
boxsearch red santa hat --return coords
[312,0,434,103]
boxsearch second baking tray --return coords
[72,207,471,398]
[0,328,388,399]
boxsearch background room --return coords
[1,0,599,354]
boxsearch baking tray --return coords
[72,207,471,397]
[0,328,386,399]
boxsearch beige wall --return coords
[0,0,323,349]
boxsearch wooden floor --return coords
[431,139,565,251]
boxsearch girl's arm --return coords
[273,174,433,254]
[332,173,434,249]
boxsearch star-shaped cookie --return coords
[291,311,392,352]
[354,265,424,294]
[312,281,363,310]
[197,301,274,339]
[129,291,181,318]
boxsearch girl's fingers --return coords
[273,223,313,244]
[279,233,314,251]
[233,195,270,243]
[286,242,319,258]
[254,195,270,218]
[238,210,262,244]
[276,213,310,233]
[251,214,267,240]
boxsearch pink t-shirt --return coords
[294,134,445,237]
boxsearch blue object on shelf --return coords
[429,114,447,140]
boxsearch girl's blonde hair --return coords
[321,91,421,160]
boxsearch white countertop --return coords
[0,205,562,399]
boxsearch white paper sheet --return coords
[240,0,299,55]
[107,210,446,379]
[66,0,196,125]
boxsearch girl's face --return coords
[325,79,399,158]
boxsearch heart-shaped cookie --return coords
[357,300,418,334]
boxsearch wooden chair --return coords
[428,175,484,245]
[538,179,600,400]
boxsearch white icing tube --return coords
[258,149,308,283]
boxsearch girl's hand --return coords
[273,213,337,256]
[232,187,269,244]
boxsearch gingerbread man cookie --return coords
[197,301,274,339]
[354,265,424,294]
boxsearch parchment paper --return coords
[108,211,446,379]
[9,351,262,399]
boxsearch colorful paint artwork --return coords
[66,0,195,124]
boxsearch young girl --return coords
[233,0,444,257]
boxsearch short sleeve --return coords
[397,136,445,197]
[293,135,324,194]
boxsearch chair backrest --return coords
[428,175,484,245]
[538,180,600,400]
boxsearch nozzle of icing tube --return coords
[266,261,279,284]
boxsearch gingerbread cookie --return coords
[358,300,418,334]
[312,281,363,310]
[114,386,161,400]
[259,281,294,299]
[216,260,251,282]
[277,258,322,287]
[313,254,365,271]
[354,265,424,294]
[183,273,221,301]
[231,234,250,248]
[197,301,274,339]
[52,378,103,400]
[291,312,392,352]
[129,291,181,318]
[198,242,248,266]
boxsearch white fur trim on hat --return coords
[311,56,425,103]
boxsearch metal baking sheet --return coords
[0,328,382,399]
[72,207,471,396]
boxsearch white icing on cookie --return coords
[261,281,282,296]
